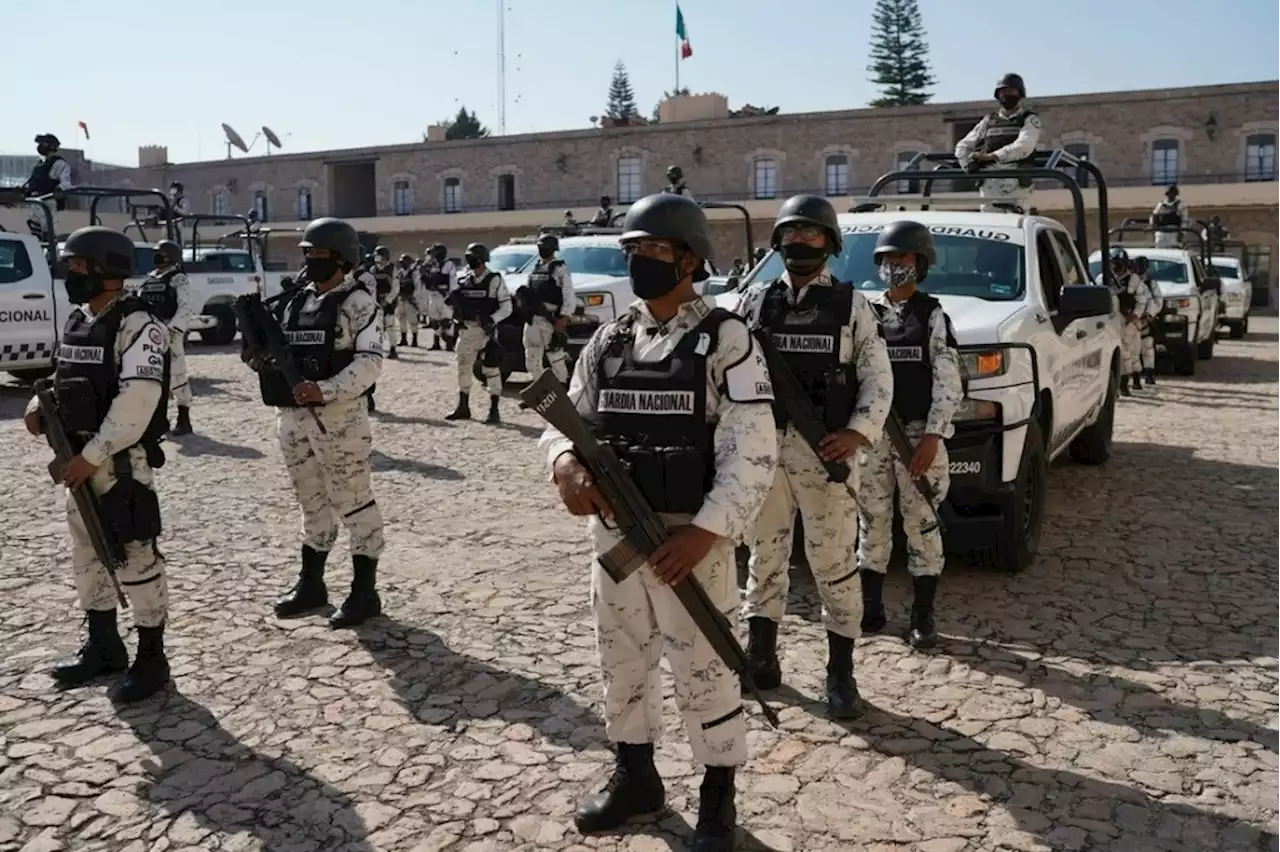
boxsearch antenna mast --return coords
[496,0,506,135]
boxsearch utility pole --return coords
[496,0,506,135]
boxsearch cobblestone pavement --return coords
[1,319,1276,852]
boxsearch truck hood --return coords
[507,272,622,293]
[929,294,1026,345]
[1153,282,1197,299]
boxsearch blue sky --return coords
[5,0,1277,166]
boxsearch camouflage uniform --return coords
[539,295,777,772]
[522,255,576,383]
[954,72,1042,213]
[371,260,400,357]
[1151,197,1189,248]
[735,268,892,641]
[446,259,512,423]
[420,256,458,349]
[1113,270,1151,379]
[395,260,423,342]
[164,269,195,410]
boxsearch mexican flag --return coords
[676,5,692,59]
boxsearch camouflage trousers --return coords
[396,297,419,335]
[456,324,501,396]
[381,300,398,348]
[423,292,454,344]
[1153,231,1181,248]
[977,174,1030,213]
[277,400,384,558]
[856,420,950,578]
[1140,324,1156,370]
[589,516,746,767]
[522,315,569,382]
[169,329,192,407]
[743,428,863,638]
[1121,320,1142,375]
[68,446,168,627]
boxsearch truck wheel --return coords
[198,305,237,346]
[1174,346,1197,376]
[977,420,1048,574]
[1196,333,1215,361]
[1069,366,1117,465]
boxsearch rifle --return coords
[520,371,781,728]
[881,409,946,535]
[33,380,128,608]
[233,293,328,434]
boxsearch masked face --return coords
[465,252,484,270]
[998,94,1021,111]
[304,256,341,283]
[65,269,106,304]
[153,253,169,268]
[538,246,555,260]
[780,242,826,276]
[36,144,50,157]
[628,254,681,300]
[878,260,918,290]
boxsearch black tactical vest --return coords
[874,292,942,423]
[397,266,416,298]
[1113,276,1138,314]
[54,297,170,445]
[1153,200,1182,229]
[137,267,181,321]
[979,110,1035,159]
[451,272,499,323]
[258,286,364,407]
[759,279,857,431]
[519,260,565,320]
[372,264,394,300]
[26,156,63,195]
[422,264,450,293]
[590,308,732,515]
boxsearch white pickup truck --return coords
[719,206,1123,573]
[1209,253,1253,339]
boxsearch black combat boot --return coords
[274,546,329,618]
[825,632,862,720]
[691,766,737,852]
[388,346,398,360]
[1119,374,1132,397]
[399,333,408,347]
[52,609,128,687]
[860,570,887,633]
[330,555,382,629]
[1132,372,1144,390]
[484,395,501,424]
[411,332,419,347]
[742,617,781,691]
[445,392,471,421]
[907,575,940,650]
[367,394,376,413]
[110,624,170,704]
[429,327,442,351]
[1144,368,1157,385]
[445,335,456,352]
[573,743,666,833]
[172,406,192,436]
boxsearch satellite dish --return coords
[222,123,249,158]
[262,126,283,154]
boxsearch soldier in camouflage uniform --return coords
[135,240,196,435]
[251,218,387,629]
[370,247,400,361]
[955,73,1043,212]
[858,222,963,650]
[1134,256,1160,386]
[539,193,778,852]
[1101,247,1152,396]
[735,194,893,720]
[24,226,174,703]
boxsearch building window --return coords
[1063,142,1091,188]
[752,158,778,200]
[443,178,462,214]
[896,151,922,194]
[497,174,516,211]
[1245,246,1272,279]
[253,191,269,222]
[824,155,850,197]
[1151,139,1179,185]
[393,180,413,215]
[1245,133,1276,182]
[616,154,642,204]
[212,190,228,216]
[297,188,312,220]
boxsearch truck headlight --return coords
[1166,298,1193,311]
[959,350,1006,380]
[953,398,1000,422]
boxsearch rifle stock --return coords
[233,293,328,434]
[522,370,780,728]
[33,381,128,609]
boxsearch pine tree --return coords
[866,0,937,107]
[442,107,490,140]
[605,61,640,122]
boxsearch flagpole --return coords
[674,0,680,94]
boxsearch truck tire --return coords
[1227,319,1245,340]
[1196,333,1216,360]
[1173,345,1197,376]
[977,419,1048,574]
[198,305,237,346]
[1069,366,1117,465]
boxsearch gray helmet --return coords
[154,240,182,266]
[61,226,136,278]
[621,193,714,281]
[666,164,683,180]
[169,181,184,193]
[35,133,61,150]
[1109,246,1129,266]
[399,252,413,263]
[995,73,1026,99]
[430,243,447,260]
[465,242,490,263]
[373,245,390,261]
[536,233,559,252]
[772,194,843,254]
[298,217,361,265]
[873,220,937,281]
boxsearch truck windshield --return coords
[750,231,1026,301]
[1089,257,1189,284]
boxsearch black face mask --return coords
[629,254,681,300]
[998,94,1021,111]
[36,145,50,157]
[153,254,168,268]
[538,248,555,260]
[780,243,827,276]
[465,253,484,270]
[304,257,341,283]
[65,271,106,304]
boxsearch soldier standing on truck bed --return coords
[954,74,1043,212]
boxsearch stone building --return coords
[36,80,1280,301]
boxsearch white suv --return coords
[725,209,1123,574]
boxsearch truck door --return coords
[1048,230,1110,418]
[0,235,58,370]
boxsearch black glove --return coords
[480,317,495,333]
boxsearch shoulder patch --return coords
[723,336,774,403]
